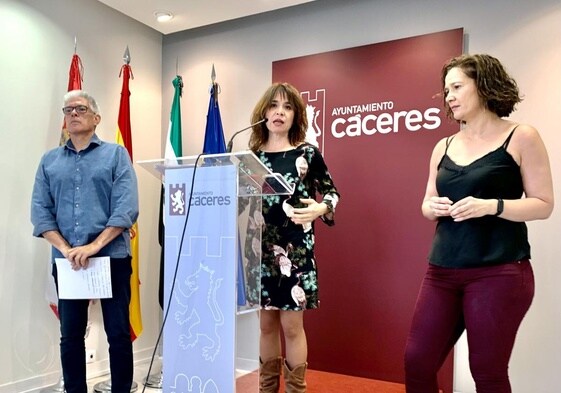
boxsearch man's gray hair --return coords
[63,90,100,114]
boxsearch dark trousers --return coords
[404,260,534,393]
[53,257,133,393]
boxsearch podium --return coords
[138,151,293,393]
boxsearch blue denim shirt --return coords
[31,134,139,260]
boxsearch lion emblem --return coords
[305,104,321,147]
[174,263,224,361]
[171,189,185,215]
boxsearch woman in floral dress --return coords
[248,82,339,392]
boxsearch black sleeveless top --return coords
[428,127,530,268]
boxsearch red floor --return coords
[236,369,407,392]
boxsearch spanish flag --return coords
[46,53,84,320]
[59,53,83,145]
[115,58,142,341]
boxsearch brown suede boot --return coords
[283,360,307,393]
[259,357,282,393]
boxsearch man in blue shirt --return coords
[31,90,139,393]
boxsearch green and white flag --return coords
[165,75,184,161]
[159,75,183,308]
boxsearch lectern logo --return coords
[169,184,186,216]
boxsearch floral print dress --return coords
[256,143,339,311]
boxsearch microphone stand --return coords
[226,118,267,153]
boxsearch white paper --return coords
[55,257,113,299]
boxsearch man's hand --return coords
[67,244,100,270]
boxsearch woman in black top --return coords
[404,54,553,393]
[249,82,339,392]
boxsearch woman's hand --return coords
[427,196,453,218]
[449,196,496,222]
[291,198,327,225]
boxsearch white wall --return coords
[160,0,561,392]
[0,0,163,391]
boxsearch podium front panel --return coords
[137,152,282,392]
[163,164,237,392]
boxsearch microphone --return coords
[226,118,267,153]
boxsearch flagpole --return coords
[143,74,185,391]
[143,73,184,391]
[143,69,185,393]
[93,45,139,393]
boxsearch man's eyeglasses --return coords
[62,105,90,115]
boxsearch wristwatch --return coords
[495,198,504,216]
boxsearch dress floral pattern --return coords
[256,143,339,311]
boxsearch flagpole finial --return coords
[210,64,220,103]
[123,46,131,64]
[176,75,184,97]
[74,36,77,54]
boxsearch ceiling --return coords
[97,0,316,35]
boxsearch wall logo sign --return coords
[274,29,464,159]
[300,89,443,147]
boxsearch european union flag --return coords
[202,82,226,154]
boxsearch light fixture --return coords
[154,10,173,23]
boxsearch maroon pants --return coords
[404,260,534,393]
